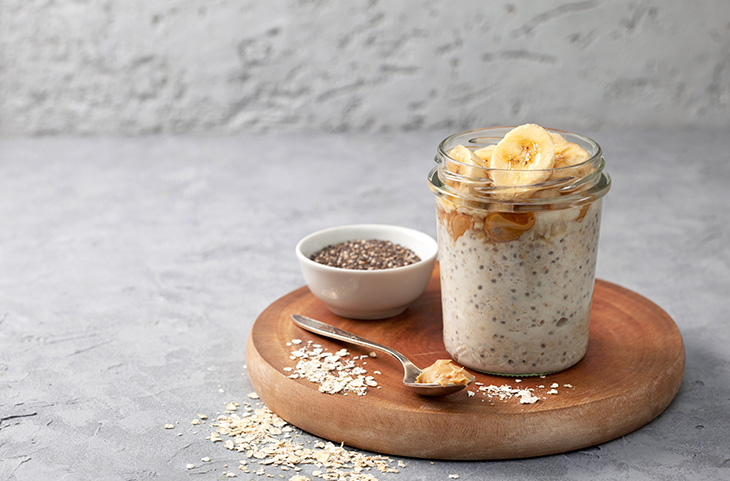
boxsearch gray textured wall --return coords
[1,0,729,135]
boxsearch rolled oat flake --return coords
[311,239,420,270]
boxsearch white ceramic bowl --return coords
[296,224,438,320]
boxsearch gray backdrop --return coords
[1,0,729,135]
[2,2,730,480]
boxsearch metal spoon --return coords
[291,314,473,397]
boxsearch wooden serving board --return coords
[246,264,684,460]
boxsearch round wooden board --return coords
[246,264,685,460]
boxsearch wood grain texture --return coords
[246,264,685,460]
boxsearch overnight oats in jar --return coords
[428,124,611,376]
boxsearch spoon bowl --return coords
[291,314,472,397]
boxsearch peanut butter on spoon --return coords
[416,359,475,387]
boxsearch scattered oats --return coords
[219,388,225,393]
[551,383,559,389]
[564,384,573,388]
[548,389,559,395]
[283,367,293,372]
[287,340,376,396]
[175,350,407,479]
[368,351,377,358]
[540,375,546,379]
[373,370,382,375]
[518,391,540,404]
[474,384,539,404]
[538,385,545,389]
[467,391,475,397]
[177,433,183,436]
[291,339,302,345]
[515,379,522,383]
[449,474,460,479]
[199,404,402,479]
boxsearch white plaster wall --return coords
[1,0,728,135]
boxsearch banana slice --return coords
[474,145,495,166]
[448,145,489,175]
[549,132,592,181]
[550,132,590,168]
[491,124,555,190]
[549,131,568,146]
[442,145,489,205]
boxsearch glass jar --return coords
[428,127,611,375]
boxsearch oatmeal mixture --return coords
[437,202,602,374]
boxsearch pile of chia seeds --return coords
[310,239,421,270]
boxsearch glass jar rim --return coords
[436,126,602,173]
[429,126,611,211]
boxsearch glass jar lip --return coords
[436,125,602,174]
[430,126,610,210]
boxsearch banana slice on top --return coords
[491,124,555,188]
[443,145,489,204]
[550,132,591,168]
[474,144,495,166]
[447,145,489,177]
[549,131,593,181]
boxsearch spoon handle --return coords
[291,314,411,366]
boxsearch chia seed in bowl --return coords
[310,239,421,270]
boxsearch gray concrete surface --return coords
[1,129,729,480]
[2,0,730,135]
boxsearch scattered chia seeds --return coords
[311,239,421,270]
